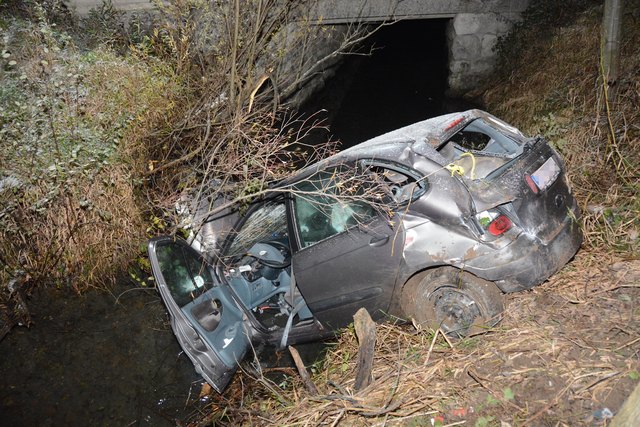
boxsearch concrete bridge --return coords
[65,0,529,95]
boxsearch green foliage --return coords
[485,394,499,406]
[502,387,515,401]
[475,415,496,427]
[81,0,126,47]
[534,112,570,153]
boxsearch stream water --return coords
[0,283,207,426]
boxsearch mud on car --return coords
[148,109,582,392]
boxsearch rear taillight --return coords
[487,215,512,236]
[476,208,515,238]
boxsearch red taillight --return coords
[488,215,512,236]
[524,174,539,194]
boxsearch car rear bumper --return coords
[465,213,582,293]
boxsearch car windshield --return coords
[224,201,288,260]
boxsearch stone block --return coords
[450,34,481,61]
[449,60,471,74]
[472,58,497,74]
[481,34,498,56]
[453,12,516,36]
[452,13,485,35]
[493,14,515,34]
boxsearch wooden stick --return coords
[354,308,377,391]
[611,379,640,427]
[288,345,318,396]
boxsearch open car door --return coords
[148,236,249,393]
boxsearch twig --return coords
[288,345,318,396]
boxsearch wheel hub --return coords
[431,288,481,336]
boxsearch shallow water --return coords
[0,283,208,426]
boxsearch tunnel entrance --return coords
[300,19,478,149]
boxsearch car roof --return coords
[279,110,487,187]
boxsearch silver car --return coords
[148,109,582,392]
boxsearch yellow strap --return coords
[445,164,465,176]
[460,152,477,179]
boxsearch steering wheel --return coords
[261,239,292,268]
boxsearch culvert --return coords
[299,19,479,148]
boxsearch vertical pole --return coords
[602,0,623,101]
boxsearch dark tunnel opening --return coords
[300,19,480,149]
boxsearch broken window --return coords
[293,170,376,248]
[225,201,288,259]
[156,243,214,307]
[438,119,525,179]
[359,161,427,205]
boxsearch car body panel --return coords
[292,214,403,329]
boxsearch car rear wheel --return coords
[401,267,504,338]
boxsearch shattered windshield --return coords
[224,201,288,259]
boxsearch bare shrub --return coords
[139,0,393,242]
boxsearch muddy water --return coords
[0,283,208,426]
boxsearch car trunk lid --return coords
[466,137,577,243]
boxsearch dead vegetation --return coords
[0,1,181,334]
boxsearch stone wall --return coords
[64,0,529,98]
[447,12,520,95]
[65,0,155,16]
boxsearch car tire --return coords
[400,267,504,338]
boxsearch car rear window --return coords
[446,118,522,157]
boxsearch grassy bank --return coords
[0,1,182,331]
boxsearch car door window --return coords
[359,161,427,205]
[155,242,214,307]
[293,171,377,248]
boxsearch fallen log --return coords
[611,380,640,426]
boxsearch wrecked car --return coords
[148,109,582,392]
